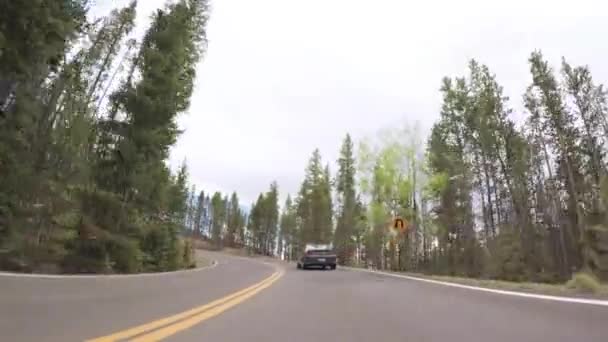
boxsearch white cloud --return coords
[94,0,608,205]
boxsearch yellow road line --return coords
[130,271,284,341]
[86,271,282,342]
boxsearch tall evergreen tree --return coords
[225,192,243,247]
[0,0,89,271]
[334,134,358,265]
[279,195,297,260]
[295,149,334,252]
[248,194,264,253]
[264,182,279,255]
[210,192,225,248]
[526,51,586,275]
[193,190,205,236]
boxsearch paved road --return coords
[1,251,607,342]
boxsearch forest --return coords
[1,1,606,288]
[0,0,211,273]
[240,55,608,287]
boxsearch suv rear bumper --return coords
[302,262,336,267]
[299,257,337,268]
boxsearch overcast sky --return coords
[93,0,608,206]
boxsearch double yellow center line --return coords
[87,270,283,342]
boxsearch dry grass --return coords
[192,252,212,268]
[188,238,215,251]
[223,247,255,257]
[186,238,273,263]
[566,272,603,294]
[401,272,608,299]
[345,263,608,299]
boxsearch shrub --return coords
[566,272,602,293]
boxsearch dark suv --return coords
[297,247,337,270]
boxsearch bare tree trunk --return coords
[86,22,131,109]
[481,154,496,234]
[537,129,570,276]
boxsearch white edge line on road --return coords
[343,266,608,307]
[0,260,218,279]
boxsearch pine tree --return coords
[334,134,358,265]
[193,190,205,236]
[0,0,89,271]
[279,195,297,260]
[295,149,334,249]
[426,78,478,276]
[561,59,607,213]
[210,192,225,248]
[0,0,213,273]
[248,194,264,253]
[526,51,586,274]
[251,182,280,256]
[225,192,242,247]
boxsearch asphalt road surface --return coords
[1,251,607,342]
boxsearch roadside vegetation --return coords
[339,265,608,298]
[0,0,210,274]
[251,54,608,294]
[192,56,608,293]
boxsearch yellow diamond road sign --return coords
[393,217,408,232]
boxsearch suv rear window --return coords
[306,249,333,255]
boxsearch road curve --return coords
[2,252,608,342]
[0,251,274,342]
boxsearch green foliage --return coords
[225,192,245,247]
[579,176,608,281]
[180,238,196,268]
[247,182,280,256]
[249,50,608,285]
[566,272,602,293]
[210,192,226,248]
[415,52,608,283]
[335,52,608,283]
[0,0,211,274]
[279,195,297,260]
[355,124,426,270]
[105,235,143,273]
[489,228,526,282]
[0,0,87,78]
[334,134,360,265]
[296,150,334,246]
[423,172,448,199]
